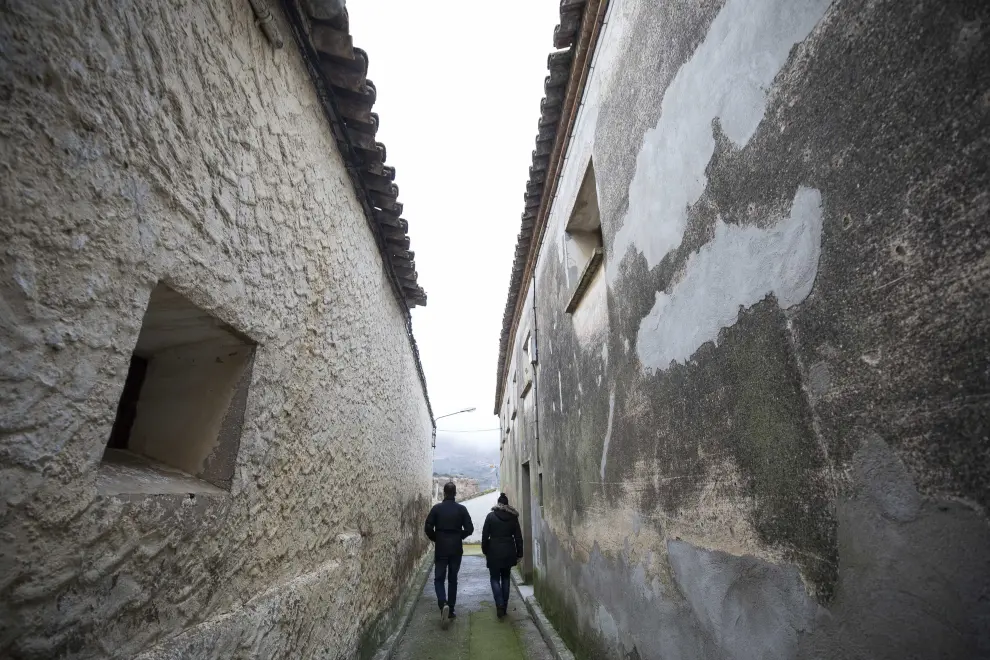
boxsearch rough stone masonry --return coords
[0,0,433,658]
[497,0,990,659]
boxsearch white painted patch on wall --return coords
[600,388,616,480]
[607,0,830,282]
[637,187,823,374]
[558,370,564,412]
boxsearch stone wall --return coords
[0,1,433,658]
[499,0,990,658]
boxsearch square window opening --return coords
[565,161,604,313]
[100,283,256,494]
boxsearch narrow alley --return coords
[391,551,554,660]
[1,0,988,658]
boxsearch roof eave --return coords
[493,0,609,414]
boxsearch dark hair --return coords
[498,492,509,505]
[443,482,457,498]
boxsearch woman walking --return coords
[481,492,524,619]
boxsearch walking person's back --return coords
[481,492,524,619]
[424,482,473,628]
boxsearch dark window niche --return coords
[100,283,256,495]
[106,356,148,450]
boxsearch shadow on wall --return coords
[358,493,432,660]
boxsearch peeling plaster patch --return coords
[851,434,921,523]
[668,539,820,660]
[861,350,881,366]
[602,342,609,365]
[600,388,616,480]
[607,0,830,281]
[637,187,823,374]
[807,361,830,400]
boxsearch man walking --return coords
[424,482,474,628]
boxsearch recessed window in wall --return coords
[538,471,544,508]
[99,283,256,494]
[564,161,604,314]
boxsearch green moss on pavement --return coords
[469,611,524,660]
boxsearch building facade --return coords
[496,0,990,658]
[0,1,433,658]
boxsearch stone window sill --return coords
[97,449,227,497]
[565,247,604,314]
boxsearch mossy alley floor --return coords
[391,550,554,660]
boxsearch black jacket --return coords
[425,497,474,557]
[481,504,524,570]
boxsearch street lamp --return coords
[435,407,476,421]
[432,407,476,448]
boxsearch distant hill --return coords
[432,430,499,489]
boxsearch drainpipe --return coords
[531,272,541,467]
[248,0,284,48]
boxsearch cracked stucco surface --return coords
[0,1,432,658]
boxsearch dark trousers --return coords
[434,555,462,610]
[489,566,511,608]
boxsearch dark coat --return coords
[424,497,474,558]
[481,504,524,570]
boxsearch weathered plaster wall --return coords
[0,1,433,658]
[499,0,990,658]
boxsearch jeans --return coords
[489,566,511,608]
[434,555,462,610]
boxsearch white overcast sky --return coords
[348,1,562,454]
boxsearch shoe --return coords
[448,611,457,621]
[440,603,450,629]
[496,606,506,619]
